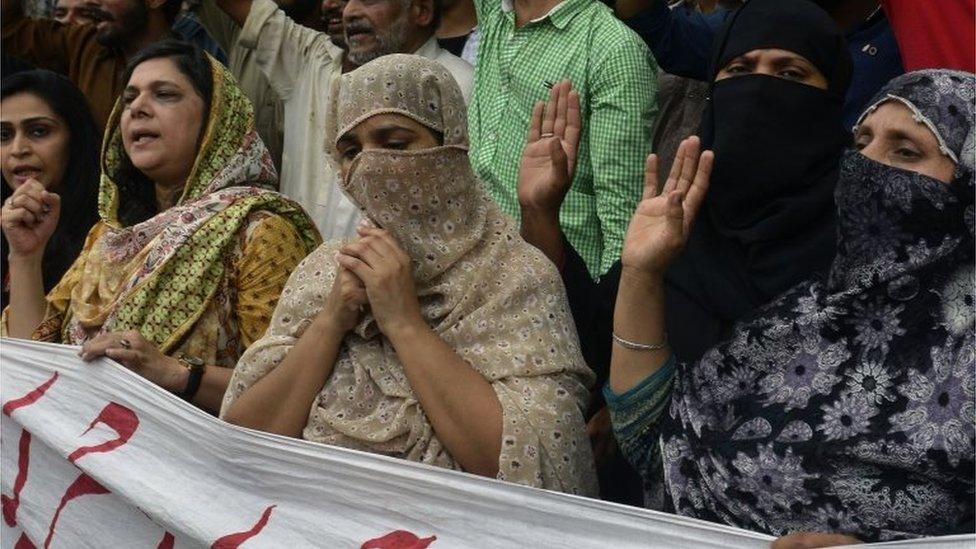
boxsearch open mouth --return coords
[10,166,41,181]
[345,26,374,41]
[130,130,160,146]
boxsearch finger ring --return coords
[541,133,555,138]
[119,338,131,349]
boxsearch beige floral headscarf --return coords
[222,55,597,496]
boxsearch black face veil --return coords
[665,0,854,363]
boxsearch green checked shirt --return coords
[468,0,658,278]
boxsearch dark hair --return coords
[162,0,183,24]
[0,70,101,299]
[114,40,213,226]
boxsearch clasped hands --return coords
[325,223,423,339]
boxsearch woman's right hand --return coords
[620,137,713,279]
[322,262,368,333]
[0,178,60,259]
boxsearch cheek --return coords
[926,157,957,185]
[44,133,72,178]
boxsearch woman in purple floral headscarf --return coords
[606,69,975,544]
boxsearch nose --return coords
[343,0,363,22]
[9,132,31,158]
[127,91,152,119]
[858,140,884,165]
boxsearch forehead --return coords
[340,112,432,139]
[0,92,58,122]
[859,101,941,144]
[55,0,83,8]
[735,48,814,64]
[127,57,189,87]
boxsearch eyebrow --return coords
[124,80,183,92]
[0,116,59,126]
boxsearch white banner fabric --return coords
[0,338,971,549]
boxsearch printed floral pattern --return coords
[648,71,976,541]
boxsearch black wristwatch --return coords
[176,354,205,402]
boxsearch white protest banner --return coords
[1,339,972,548]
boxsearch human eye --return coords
[27,124,51,139]
[339,145,361,160]
[0,127,12,142]
[778,66,809,82]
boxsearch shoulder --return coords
[584,6,652,54]
[239,212,305,248]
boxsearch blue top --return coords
[173,12,229,66]
[627,2,904,127]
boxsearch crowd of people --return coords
[0,0,974,544]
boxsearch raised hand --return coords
[0,178,60,259]
[517,80,581,216]
[620,137,713,278]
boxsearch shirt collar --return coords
[500,0,589,29]
[413,35,443,58]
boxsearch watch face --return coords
[180,355,205,369]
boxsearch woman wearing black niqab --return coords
[666,0,854,363]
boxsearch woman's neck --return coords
[154,179,186,211]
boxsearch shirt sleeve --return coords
[624,2,729,81]
[471,0,499,26]
[603,355,676,484]
[588,39,657,276]
[237,0,337,101]
[233,214,310,347]
[1,11,94,74]
[195,0,241,55]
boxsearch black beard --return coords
[93,2,149,49]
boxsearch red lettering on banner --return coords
[43,473,110,548]
[13,532,37,549]
[361,531,438,549]
[2,373,59,417]
[1,430,32,526]
[68,403,139,463]
[211,505,276,549]
[157,532,175,549]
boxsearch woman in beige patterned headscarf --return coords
[221,54,598,495]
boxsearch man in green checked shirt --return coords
[466,0,658,279]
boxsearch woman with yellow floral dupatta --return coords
[1,41,320,414]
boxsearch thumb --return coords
[42,190,61,212]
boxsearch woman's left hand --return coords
[336,226,424,339]
[770,532,861,549]
[80,330,186,392]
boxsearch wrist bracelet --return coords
[612,332,668,351]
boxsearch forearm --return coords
[189,365,233,415]
[609,268,670,394]
[6,254,48,339]
[223,313,345,437]
[519,206,565,268]
[387,322,503,477]
[214,0,251,28]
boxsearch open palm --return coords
[517,80,580,213]
[622,137,714,277]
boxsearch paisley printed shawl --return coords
[223,55,598,496]
[40,55,319,352]
[660,70,976,540]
